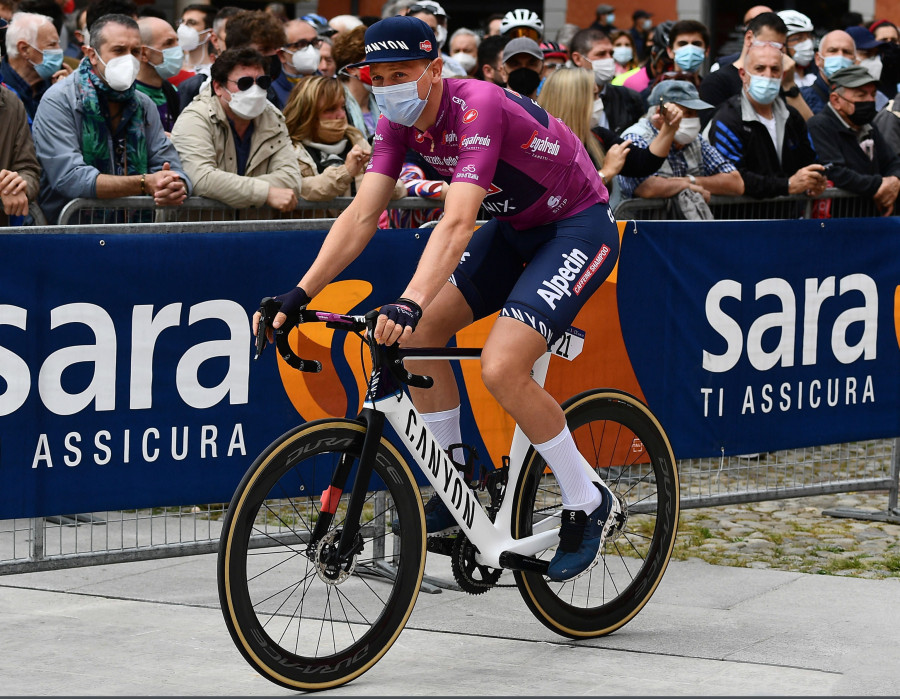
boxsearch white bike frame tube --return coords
[368,388,559,569]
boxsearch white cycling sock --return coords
[534,426,604,514]
[422,406,463,465]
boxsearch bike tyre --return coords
[511,390,679,638]
[218,419,425,690]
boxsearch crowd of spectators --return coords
[2,0,900,225]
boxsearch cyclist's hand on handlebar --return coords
[374,298,422,345]
[252,286,311,343]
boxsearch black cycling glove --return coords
[379,298,423,334]
[273,286,311,323]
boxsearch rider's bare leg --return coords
[481,317,603,513]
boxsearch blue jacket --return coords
[33,71,191,224]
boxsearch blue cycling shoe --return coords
[546,482,622,582]
[391,492,460,535]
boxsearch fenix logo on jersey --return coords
[461,133,491,148]
[521,130,560,159]
[538,246,611,309]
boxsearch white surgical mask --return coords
[288,44,320,74]
[613,45,633,65]
[96,53,139,92]
[791,38,815,67]
[372,60,433,126]
[674,117,701,145]
[451,51,476,73]
[590,96,604,128]
[177,23,210,52]
[228,84,268,119]
[591,57,616,85]
[435,25,447,49]
[859,56,883,82]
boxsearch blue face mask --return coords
[747,74,781,104]
[822,54,854,78]
[673,44,705,72]
[372,61,434,127]
[606,13,616,24]
[29,45,63,80]
[147,45,184,80]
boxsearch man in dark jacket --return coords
[705,42,825,199]
[570,27,644,134]
[808,64,900,215]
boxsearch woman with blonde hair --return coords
[538,67,682,204]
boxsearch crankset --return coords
[450,535,503,595]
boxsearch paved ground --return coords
[1,545,897,696]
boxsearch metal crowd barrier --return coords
[613,187,881,220]
[57,195,441,226]
[1,216,898,575]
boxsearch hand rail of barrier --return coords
[613,187,879,220]
[57,195,442,226]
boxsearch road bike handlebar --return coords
[254,297,434,390]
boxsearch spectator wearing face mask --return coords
[617,80,743,202]
[170,47,301,213]
[800,30,856,115]
[135,17,181,133]
[177,4,215,78]
[32,14,189,224]
[845,26,890,110]
[501,37,543,99]
[405,1,466,78]
[271,19,322,107]
[666,20,709,80]
[808,65,900,215]
[448,27,479,76]
[778,10,818,90]
[705,42,825,200]
[333,24,380,139]
[570,27,643,135]
[2,11,72,120]
[610,30,638,75]
[590,4,616,35]
[630,10,652,61]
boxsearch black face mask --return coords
[268,54,282,81]
[879,42,900,93]
[506,67,541,96]
[849,99,876,126]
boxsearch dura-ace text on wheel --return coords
[218,420,425,690]
[512,390,679,637]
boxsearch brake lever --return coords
[254,297,282,360]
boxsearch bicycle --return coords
[218,299,680,691]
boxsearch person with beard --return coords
[178,11,286,111]
[808,65,900,215]
[476,34,509,86]
[170,47,300,212]
[501,36,543,99]
[32,13,188,223]
[570,27,643,135]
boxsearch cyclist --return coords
[255,16,621,581]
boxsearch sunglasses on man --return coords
[229,75,273,91]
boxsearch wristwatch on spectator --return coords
[688,174,696,185]
[781,85,800,98]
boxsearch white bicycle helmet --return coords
[777,9,814,36]
[500,9,544,40]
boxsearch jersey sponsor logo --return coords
[573,245,612,296]
[365,39,410,54]
[373,133,384,141]
[414,131,425,143]
[462,109,478,123]
[547,195,560,208]
[482,199,516,214]
[442,131,458,145]
[461,133,490,148]
[424,154,458,168]
[486,182,501,196]
[419,40,432,52]
[452,95,468,110]
[501,306,554,345]
[522,130,560,157]
[537,248,591,309]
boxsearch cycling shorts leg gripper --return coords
[500,203,620,348]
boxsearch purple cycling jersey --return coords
[367,79,608,229]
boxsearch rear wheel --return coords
[512,390,679,637]
[218,419,425,690]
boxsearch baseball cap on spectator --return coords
[845,25,884,51]
[596,5,615,15]
[648,79,713,109]
[829,64,879,89]
[302,13,337,37]
[503,36,543,63]
[633,9,652,20]
[348,15,439,67]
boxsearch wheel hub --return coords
[314,529,360,585]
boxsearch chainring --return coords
[451,535,503,595]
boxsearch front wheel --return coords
[218,419,425,690]
[512,390,679,638]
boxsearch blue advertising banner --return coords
[616,218,900,457]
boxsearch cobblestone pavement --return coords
[672,491,900,579]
